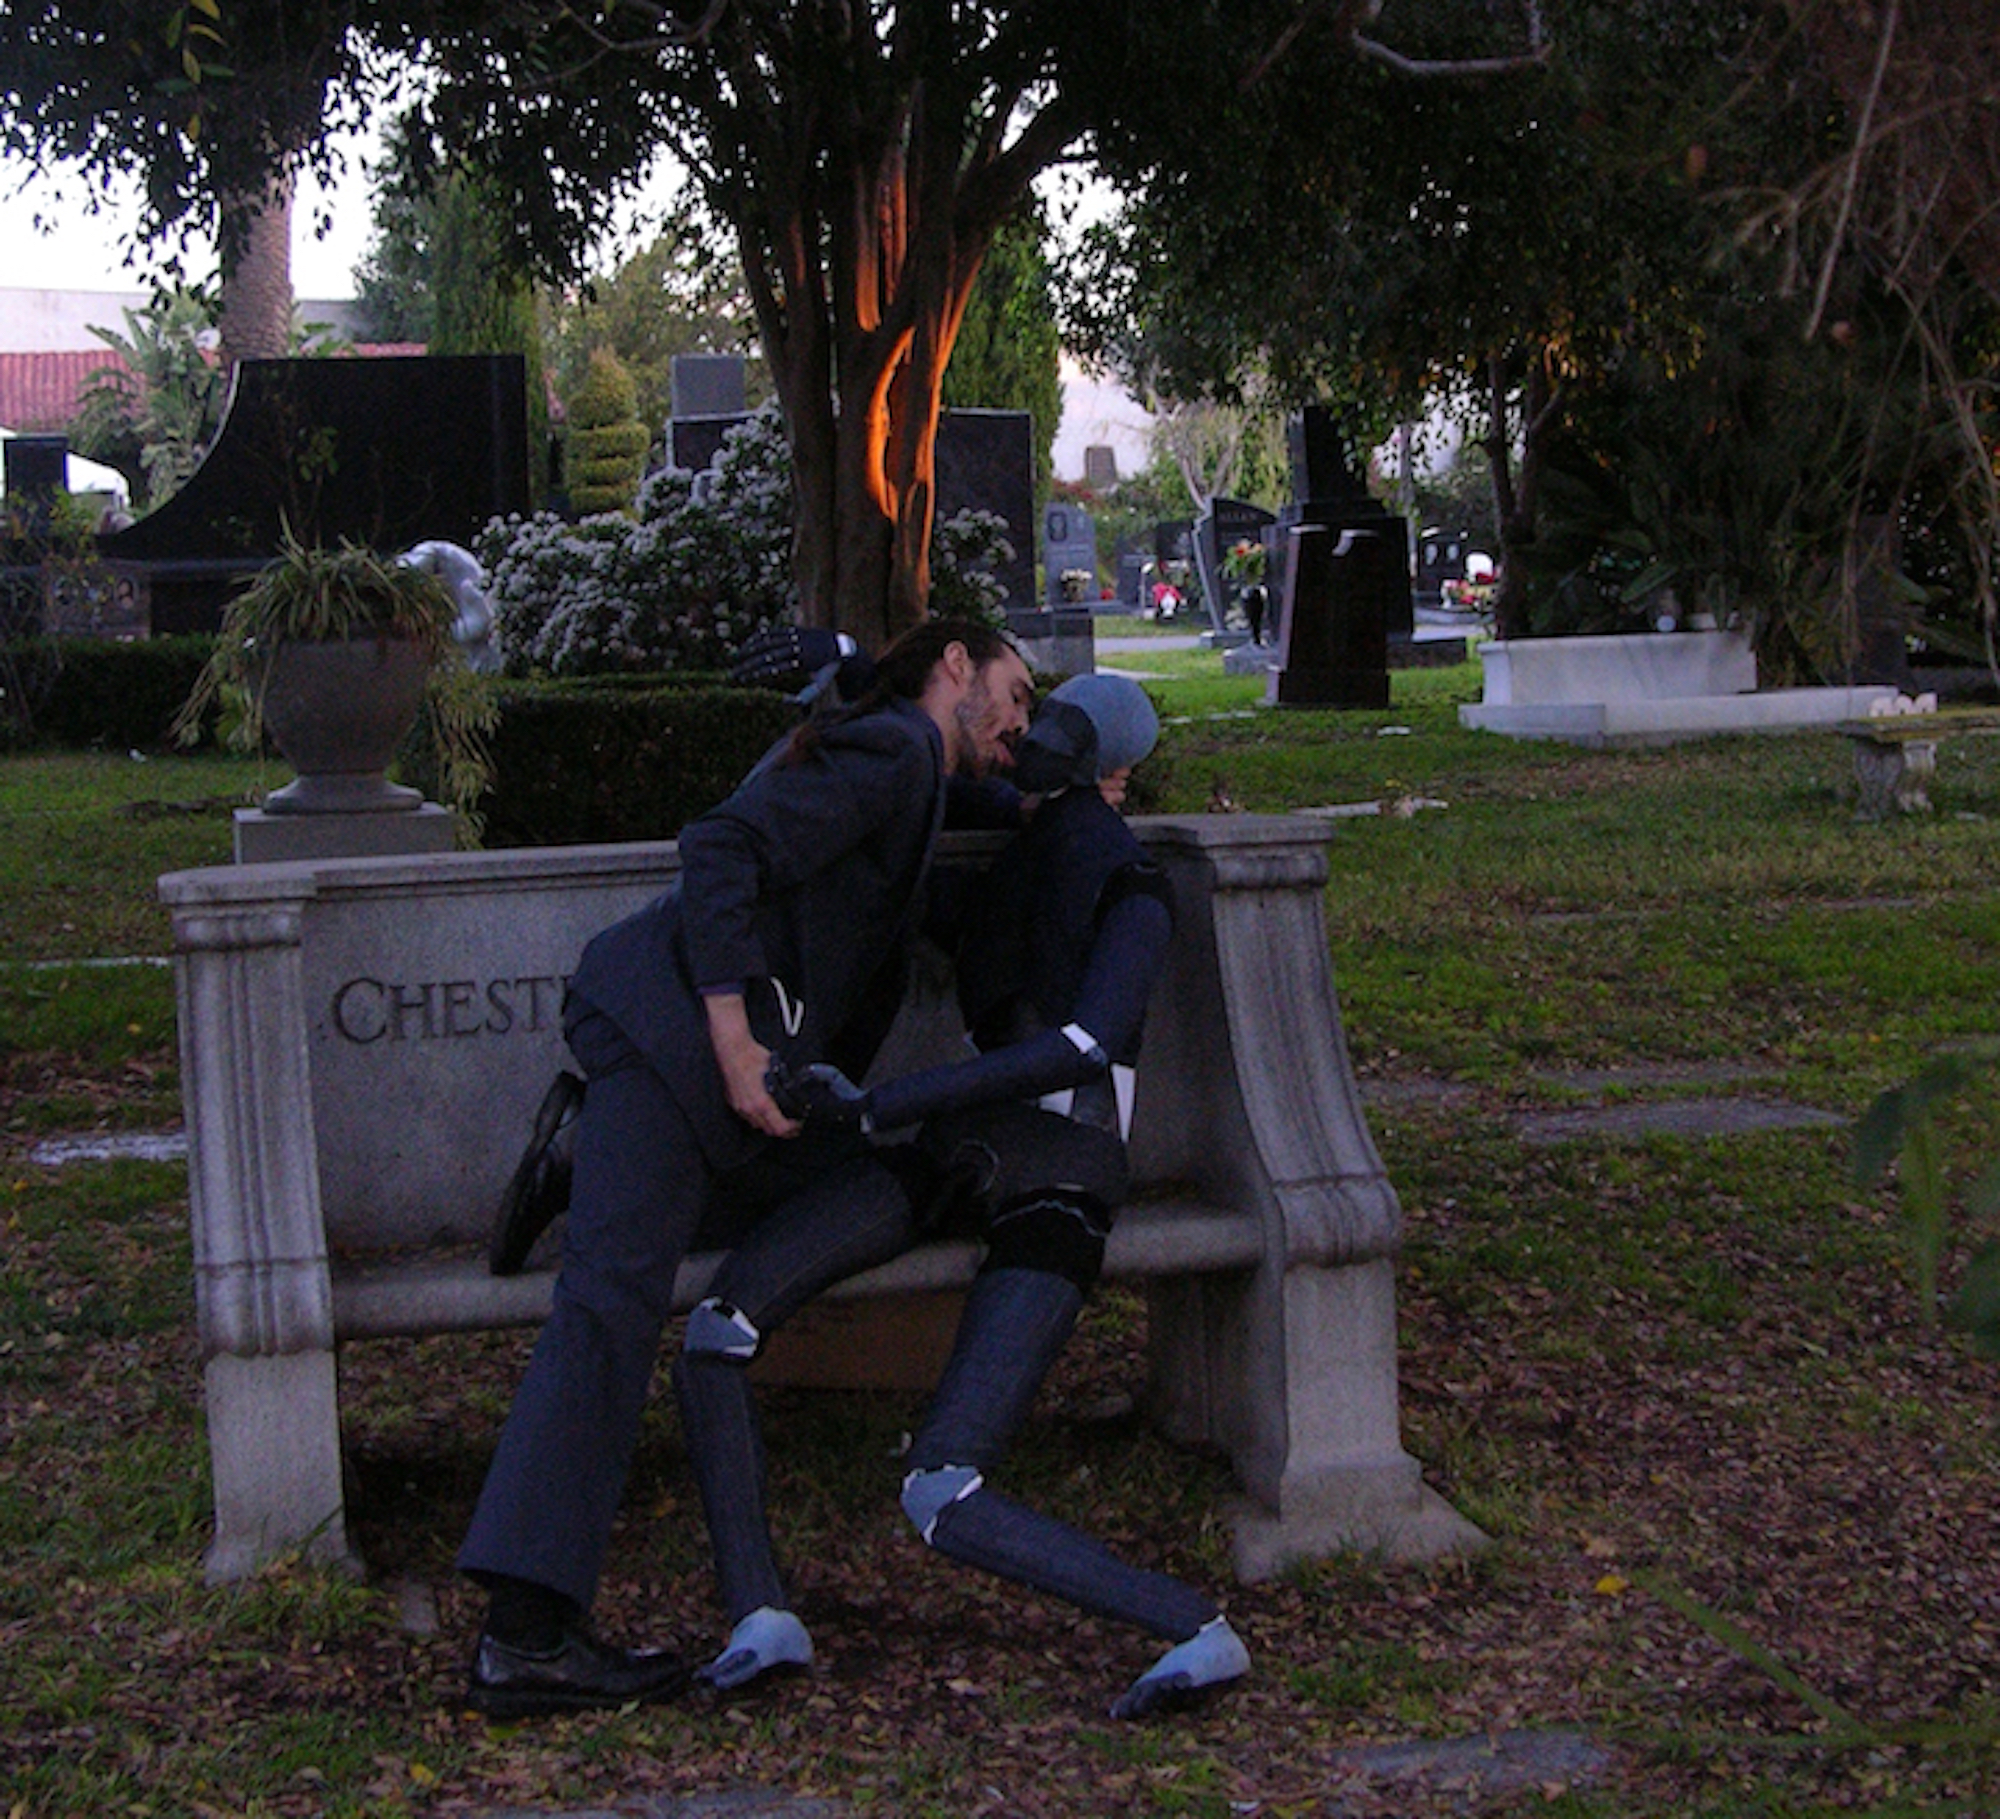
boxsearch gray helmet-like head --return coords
[1012,673,1160,795]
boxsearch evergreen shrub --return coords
[403,674,799,847]
[1,636,218,751]
[564,348,650,516]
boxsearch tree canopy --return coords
[6,0,1564,641]
[1068,0,1849,637]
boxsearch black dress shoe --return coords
[466,1625,692,1718]
[490,1071,585,1276]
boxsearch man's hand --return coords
[705,992,800,1138]
[764,1057,874,1129]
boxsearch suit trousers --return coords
[458,1007,711,1610]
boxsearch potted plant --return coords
[175,531,497,838]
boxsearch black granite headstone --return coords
[1194,497,1277,636]
[1265,406,1412,706]
[1044,502,1098,602]
[99,355,531,634]
[1415,526,1472,614]
[4,435,68,540]
[1267,520,1393,709]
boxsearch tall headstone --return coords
[99,355,532,634]
[1193,497,1277,639]
[1266,407,1412,708]
[1043,501,1098,603]
[670,353,747,420]
[934,409,1036,616]
[3,435,68,540]
[1083,444,1120,490]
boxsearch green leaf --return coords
[1945,1243,2000,1360]
[1968,1157,2000,1226]
[1851,1083,1912,1188]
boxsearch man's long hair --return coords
[784,616,1019,762]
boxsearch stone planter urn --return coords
[257,635,432,815]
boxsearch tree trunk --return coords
[722,33,1084,650]
[1484,348,1558,642]
[216,174,295,373]
[750,130,1004,648]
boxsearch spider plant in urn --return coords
[175,532,498,841]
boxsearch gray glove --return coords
[764,1056,875,1129]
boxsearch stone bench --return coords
[1837,707,2000,818]
[159,816,1482,1587]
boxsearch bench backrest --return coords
[162,816,1400,1357]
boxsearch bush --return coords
[0,636,218,751]
[481,398,1021,674]
[481,403,796,678]
[403,674,801,847]
[564,348,651,516]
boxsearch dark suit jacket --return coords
[568,699,948,1167]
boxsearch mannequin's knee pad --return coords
[982,1190,1112,1293]
[900,1463,984,1545]
[681,1296,762,1362]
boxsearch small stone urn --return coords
[257,635,433,815]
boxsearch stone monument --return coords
[1266,408,1413,708]
[1043,501,1098,603]
[99,354,532,634]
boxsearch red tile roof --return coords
[0,343,431,436]
[0,349,136,432]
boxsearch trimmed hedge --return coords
[1,636,218,752]
[405,674,802,847]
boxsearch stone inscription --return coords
[332,973,569,1044]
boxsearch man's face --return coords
[953,649,1034,776]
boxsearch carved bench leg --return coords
[171,895,357,1583]
[1851,737,1936,818]
[1147,1260,1485,1582]
[204,1352,354,1583]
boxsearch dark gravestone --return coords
[1267,521,1393,709]
[666,354,749,477]
[1266,407,1411,707]
[666,415,733,474]
[1416,526,1472,614]
[1193,497,1277,638]
[932,410,1035,615]
[1044,502,1098,603]
[100,355,531,634]
[1113,540,1149,610]
[670,354,747,420]
[4,435,69,540]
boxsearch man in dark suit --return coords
[458,617,1034,1719]
[674,676,1250,1720]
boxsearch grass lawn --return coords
[7,653,2000,1815]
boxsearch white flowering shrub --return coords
[927,508,1016,627]
[481,399,1019,673]
[480,403,796,676]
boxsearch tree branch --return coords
[1807,0,1899,338]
